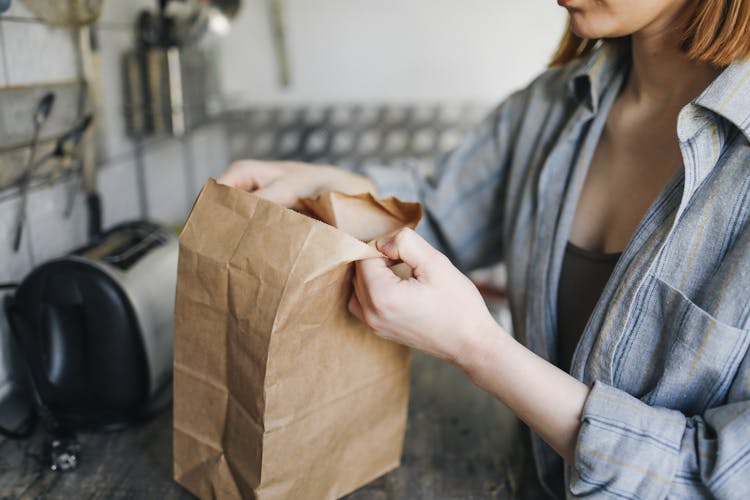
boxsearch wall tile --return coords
[188,123,229,197]
[142,139,190,226]
[5,0,154,24]
[99,0,154,25]
[2,0,36,19]
[0,193,35,283]
[2,20,78,86]
[98,158,142,229]
[26,178,88,264]
[0,24,7,86]
[96,27,136,162]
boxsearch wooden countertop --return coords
[0,353,544,499]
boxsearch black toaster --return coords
[5,220,177,433]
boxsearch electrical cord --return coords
[1,295,80,470]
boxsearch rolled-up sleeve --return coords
[570,381,750,499]
[362,90,526,272]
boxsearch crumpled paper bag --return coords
[173,179,422,499]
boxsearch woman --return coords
[218,0,750,497]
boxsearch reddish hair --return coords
[550,0,750,67]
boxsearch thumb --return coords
[217,169,259,192]
[377,228,441,277]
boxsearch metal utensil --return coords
[22,113,94,180]
[13,92,55,252]
[54,114,94,158]
[76,25,103,238]
[164,0,242,46]
[16,114,94,218]
[57,114,94,218]
[268,0,290,87]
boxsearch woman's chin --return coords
[569,14,629,40]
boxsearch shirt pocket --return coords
[614,274,750,414]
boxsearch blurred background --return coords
[0,0,564,429]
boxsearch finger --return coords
[217,171,259,191]
[389,262,413,280]
[352,261,376,312]
[217,162,262,191]
[376,228,442,277]
[356,255,400,289]
[253,183,298,208]
[367,241,399,267]
[217,160,280,191]
[347,293,365,323]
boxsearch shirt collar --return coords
[565,41,629,114]
[566,42,750,143]
[694,58,750,143]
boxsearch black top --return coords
[556,242,622,373]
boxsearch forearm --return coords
[457,326,590,463]
[320,164,377,196]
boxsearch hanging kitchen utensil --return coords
[13,92,55,252]
[268,0,290,87]
[19,114,94,182]
[158,0,242,46]
[20,0,103,26]
[53,114,94,218]
[18,0,104,235]
[124,0,240,138]
[75,25,103,237]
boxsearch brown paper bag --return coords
[173,179,422,499]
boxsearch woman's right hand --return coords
[217,160,376,208]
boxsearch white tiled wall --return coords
[25,178,89,264]
[97,27,139,161]
[189,123,230,196]
[2,0,33,19]
[0,1,229,406]
[1,21,78,85]
[97,158,142,229]
[0,196,33,283]
[97,0,154,26]
[0,28,6,86]
[142,139,194,224]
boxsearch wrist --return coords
[453,319,514,378]
[319,165,376,196]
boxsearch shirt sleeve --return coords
[361,91,526,273]
[569,379,750,499]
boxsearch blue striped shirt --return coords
[364,43,750,498]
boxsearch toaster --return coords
[5,220,177,432]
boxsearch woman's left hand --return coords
[351,229,590,464]
[348,228,505,365]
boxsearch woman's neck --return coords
[626,20,722,109]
